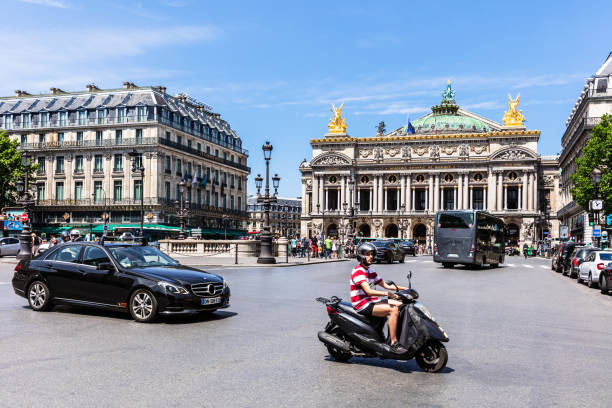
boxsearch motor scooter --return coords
[316,271,449,372]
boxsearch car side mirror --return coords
[96,262,115,272]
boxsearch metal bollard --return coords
[235,243,238,265]
[308,248,310,262]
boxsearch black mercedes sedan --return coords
[12,242,230,323]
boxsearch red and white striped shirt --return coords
[350,264,383,311]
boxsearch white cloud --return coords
[18,0,68,8]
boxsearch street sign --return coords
[560,226,569,238]
[607,214,612,226]
[21,213,28,222]
[600,212,607,224]
[593,226,601,237]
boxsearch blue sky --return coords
[2,0,612,197]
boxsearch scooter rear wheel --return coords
[415,340,448,373]
[326,345,351,362]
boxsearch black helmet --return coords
[61,231,70,240]
[356,242,377,264]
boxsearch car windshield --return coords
[107,246,179,268]
[372,241,389,248]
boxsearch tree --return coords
[376,121,386,135]
[0,130,35,209]
[570,114,612,214]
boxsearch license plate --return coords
[447,254,459,258]
[201,297,222,305]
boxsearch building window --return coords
[117,107,126,123]
[113,180,122,202]
[37,184,45,202]
[115,129,122,144]
[59,111,67,126]
[238,177,242,190]
[37,156,45,173]
[137,106,146,121]
[197,143,201,152]
[97,109,105,124]
[197,165,202,178]
[165,131,170,140]
[508,186,519,210]
[135,128,142,144]
[415,189,427,211]
[230,175,235,189]
[415,175,425,182]
[78,110,86,125]
[56,156,64,173]
[230,195,234,210]
[176,184,181,201]
[165,156,171,173]
[165,182,171,201]
[206,146,210,154]
[473,188,484,210]
[96,131,102,146]
[197,189,202,205]
[3,115,12,129]
[94,155,103,172]
[443,189,454,210]
[22,113,31,128]
[94,181,103,203]
[55,182,64,201]
[21,135,27,147]
[187,162,192,177]
[473,173,483,181]
[74,181,83,201]
[214,193,219,208]
[74,155,83,173]
[57,132,64,143]
[215,149,219,157]
[40,112,48,127]
[238,196,241,211]
[206,190,210,206]
[76,131,83,145]
[134,180,142,202]
[176,159,182,175]
[114,154,122,171]
[187,140,192,149]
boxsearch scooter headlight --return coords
[414,302,435,321]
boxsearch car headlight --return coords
[157,281,189,295]
[222,279,228,289]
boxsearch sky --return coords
[2,0,612,198]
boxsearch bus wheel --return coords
[442,263,454,268]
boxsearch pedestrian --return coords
[324,236,333,259]
[48,234,58,247]
[301,236,307,257]
[291,237,297,257]
[311,238,318,258]
[31,233,42,256]
[332,237,338,259]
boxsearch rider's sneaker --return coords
[390,342,408,354]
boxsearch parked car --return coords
[577,250,612,288]
[399,240,417,256]
[12,242,230,322]
[565,247,599,278]
[0,237,21,257]
[599,265,612,295]
[552,242,579,273]
[371,241,405,264]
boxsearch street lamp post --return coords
[16,152,35,260]
[592,168,602,247]
[128,148,145,237]
[176,181,189,240]
[256,141,280,264]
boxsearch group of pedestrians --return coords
[290,235,353,259]
[29,229,85,256]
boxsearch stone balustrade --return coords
[159,239,280,257]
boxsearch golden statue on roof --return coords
[328,103,347,134]
[502,93,525,126]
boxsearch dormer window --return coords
[137,106,146,121]
[21,113,31,128]
[97,109,105,124]
[117,107,126,123]
[59,111,67,126]
[40,112,48,127]
[78,110,86,125]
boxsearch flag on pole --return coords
[191,172,197,187]
[183,173,189,182]
[405,115,415,134]
[199,174,207,188]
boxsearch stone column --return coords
[533,172,539,212]
[425,187,429,211]
[428,175,434,212]
[325,188,329,211]
[411,187,415,211]
[457,174,463,209]
[518,185,522,210]
[301,181,307,215]
[369,187,373,211]
[453,186,457,210]
[400,175,405,209]
[463,173,469,209]
[434,174,440,212]
[483,186,487,210]
[497,172,503,211]
[528,172,534,211]
[469,186,473,210]
[522,172,528,212]
[313,175,319,212]
[372,177,377,212]
[406,176,412,211]
[384,186,388,211]
[487,169,495,210]
[504,184,508,210]
[340,176,346,208]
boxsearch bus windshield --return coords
[437,212,474,229]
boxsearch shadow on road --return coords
[26,305,238,324]
[324,355,455,374]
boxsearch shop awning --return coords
[91,224,182,233]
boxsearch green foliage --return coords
[0,130,37,209]
[570,114,612,213]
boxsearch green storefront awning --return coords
[37,226,72,235]
[91,224,182,233]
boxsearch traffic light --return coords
[588,212,595,226]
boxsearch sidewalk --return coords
[0,254,350,268]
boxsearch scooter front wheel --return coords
[415,340,448,373]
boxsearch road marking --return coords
[540,265,549,269]
[0,282,11,285]
[406,260,418,263]
[507,264,516,267]
[524,265,534,269]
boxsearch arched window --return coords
[473,173,483,181]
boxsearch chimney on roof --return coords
[153,86,167,94]
[50,87,66,95]
[14,90,31,97]
[212,113,221,119]
[86,83,101,92]
[123,82,137,89]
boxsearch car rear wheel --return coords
[28,281,53,311]
[129,289,158,323]
[588,273,598,289]
[577,273,583,284]
[399,255,405,263]
[600,276,609,295]
[387,254,393,264]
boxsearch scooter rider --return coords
[352,242,409,353]
[70,229,84,242]
[60,230,71,243]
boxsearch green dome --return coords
[410,114,491,134]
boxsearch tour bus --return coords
[434,210,505,268]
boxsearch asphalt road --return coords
[1,255,612,407]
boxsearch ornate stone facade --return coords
[299,84,560,247]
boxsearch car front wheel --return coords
[28,281,53,311]
[129,289,158,323]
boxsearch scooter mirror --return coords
[385,280,399,291]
